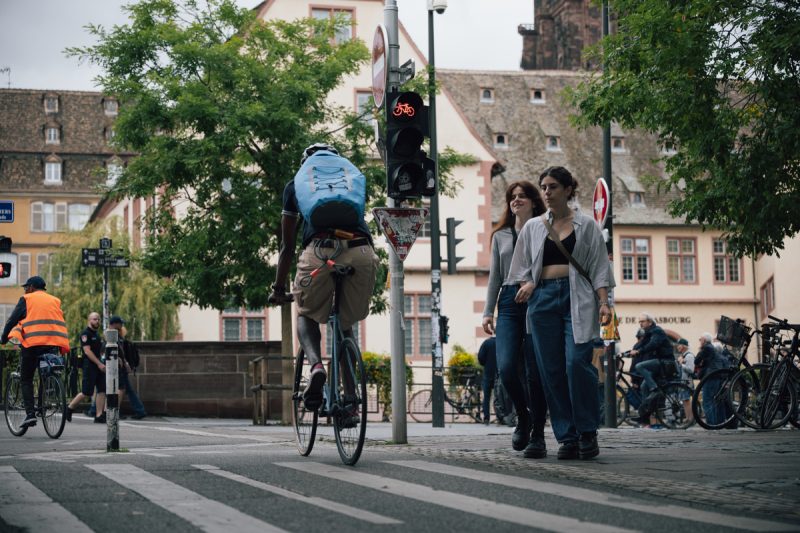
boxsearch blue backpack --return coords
[293,150,366,229]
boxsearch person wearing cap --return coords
[109,316,147,420]
[675,338,695,423]
[1,276,70,429]
[66,312,107,423]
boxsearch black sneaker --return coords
[94,413,107,424]
[557,441,579,460]
[523,433,547,459]
[132,413,147,420]
[511,411,531,451]
[303,364,326,410]
[65,407,73,422]
[21,414,37,428]
[578,433,599,460]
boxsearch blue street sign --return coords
[0,201,13,223]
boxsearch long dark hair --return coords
[491,180,545,239]
[538,166,578,200]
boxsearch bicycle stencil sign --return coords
[373,207,429,261]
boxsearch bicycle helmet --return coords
[301,142,338,164]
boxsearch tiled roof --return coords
[438,70,690,226]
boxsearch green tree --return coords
[567,0,800,257]
[47,220,180,344]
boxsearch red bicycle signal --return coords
[392,102,416,118]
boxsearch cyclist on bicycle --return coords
[268,143,378,409]
[629,312,675,423]
[0,276,69,428]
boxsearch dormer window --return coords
[530,89,545,103]
[107,161,122,186]
[630,192,645,206]
[44,96,59,113]
[480,88,494,103]
[612,136,626,152]
[44,160,62,184]
[546,136,561,152]
[46,127,60,145]
[494,133,509,149]
[103,99,119,116]
[104,127,116,143]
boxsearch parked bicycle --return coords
[407,371,483,423]
[291,241,367,466]
[615,351,693,429]
[751,315,799,429]
[5,350,67,438]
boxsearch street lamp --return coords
[427,0,446,428]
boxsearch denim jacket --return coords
[507,210,615,344]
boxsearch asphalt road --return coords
[0,416,798,532]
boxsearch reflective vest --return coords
[20,291,70,352]
[8,323,23,345]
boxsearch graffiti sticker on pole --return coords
[373,207,429,261]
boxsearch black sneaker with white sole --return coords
[303,365,327,410]
[21,414,37,428]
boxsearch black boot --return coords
[511,410,531,451]
[523,430,547,459]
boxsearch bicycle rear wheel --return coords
[692,368,735,430]
[332,337,367,466]
[408,389,433,423]
[759,362,796,429]
[291,348,318,456]
[729,364,770,430]
[41,374,66,439]
[655,383,693,429]
[462,391,483,423]
[4,374,27,437]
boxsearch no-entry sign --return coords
[371,25,388,109]
[593,178,609,228]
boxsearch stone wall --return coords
[127,341,286,418]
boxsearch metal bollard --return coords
[104,328,120,451]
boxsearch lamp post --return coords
[427,0,447,428]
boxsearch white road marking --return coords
[276,461,638,533]
[193,464,401,525]
[0,465,92,532]
[388,460,796,532]
[87,463,287,533]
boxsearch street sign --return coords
[593,178,610,228]
[371,24,388,109]
[373,207,429,261]
[82,248,130,268]
[0,201,14,223]
[99,237,112,250]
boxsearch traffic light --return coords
[0,236,11,278]
[385,90,436,200]
[445,217,463,275]
[0,263,10,278]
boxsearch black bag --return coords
[124,340,140,369]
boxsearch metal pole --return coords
[427,7,445,428]
[102,266,109,332]
[602,0,616,429]
[104,327,120,451]
[385,0,407,444]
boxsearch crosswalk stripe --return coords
[87,464,287,533]
[193,464,402,525]
[0,465,92,533]
[387,460,796,532]
[276,461,638,533]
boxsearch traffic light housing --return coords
[0,236,11,278]
[385,90,436,200]
[0,263,10,278]
[445,217,463,275]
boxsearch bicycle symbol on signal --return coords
[392,102,415,118]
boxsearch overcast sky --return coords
[0,0,533,92]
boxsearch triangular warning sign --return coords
[372,207,429,261]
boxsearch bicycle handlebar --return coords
[767,315,800,331]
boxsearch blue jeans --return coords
[527,278,598,443]
[496,285,548,434]
[90,369,147,417]
[635,359,663,399]
[701,374,728,425]
[481,351,496,421]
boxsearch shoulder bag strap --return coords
[510,226,518,250]
[540,214,593,286]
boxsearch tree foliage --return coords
[567,0,800,256]
[47,220,180,344]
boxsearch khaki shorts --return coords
[292,241,378,331]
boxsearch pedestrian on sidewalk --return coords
[509,166,614,460]
[66,312,107,423]
[481,181,549,458]
[676,338,695,423]
[477,337,497,425]
[695,333,730,426]
[109,317,147,420]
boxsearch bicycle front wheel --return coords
[759,362,796,429]
[692,368,735,430]
[41,374,66,439]
[332,337,367,466]
[729,363,770,430]
[4,375,27,437]
[616,386,632,426]
[655,383,693,429]
[408,389,433,423]
[462,391,483,423]
[291,348,318,456]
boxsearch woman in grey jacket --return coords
[482,181,548,457]
[509,166,614,460]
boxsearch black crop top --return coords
[542,231,576,266]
